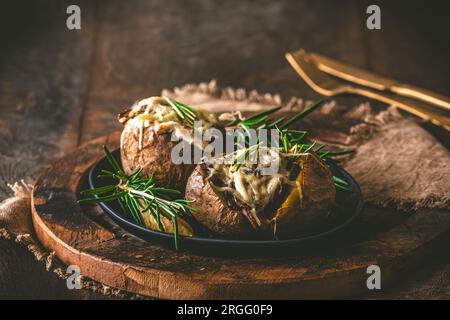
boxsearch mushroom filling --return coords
[205,147,300,228]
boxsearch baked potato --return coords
[136,198,194,237]
[118,96,219,190]
[185,148,336,238]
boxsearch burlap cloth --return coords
[1,80,449,298]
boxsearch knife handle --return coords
[348,87,450,130]
[391,84,450,112]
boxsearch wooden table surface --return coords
[0,0,449,299]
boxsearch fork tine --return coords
[286,49,344,96]
[286,49,450,130]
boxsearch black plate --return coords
[85,149,363,257]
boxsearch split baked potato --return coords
[185,148,336,238]
[118,97,337,239]
[118,96,219,190]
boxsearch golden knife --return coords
[309,52,450,112]
[286,49,450,130]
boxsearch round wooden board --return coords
[31,132,450,299]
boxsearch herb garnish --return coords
[164,97,197,127]
[227,99,353,190]
[79,146,195,249]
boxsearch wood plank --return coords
[0,0,97,198]
[0,0,98,299]
[78,0,367,143]
[31,133,450,299]
[359,0,450,97]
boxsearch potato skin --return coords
[274,153,336,237]
[120,124,195,190]
[185,164,254,237]
[185,153,336,238]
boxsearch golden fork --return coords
[286,49,450,131]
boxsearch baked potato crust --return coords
[185,164,254,237]
[120,124,196,190]
[274,152,336,237]
[185,153,336,238]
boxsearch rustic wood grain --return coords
[30,133,450,299]
[1,0,449,299]
[359,0,450,97]
[358,0,450,148]
[0,0,98,299]
[77,0,367,144]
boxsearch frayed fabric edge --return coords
[347,106,406,145]
[346,105,450,211]
[0,227,146,299]
[161,79,332,112]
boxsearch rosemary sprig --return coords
[275,126,352,190]
[79,146,195,249]
[229,100,325,150]
[164,96,197,127]
[333,176,351,191]
[229,100,324,132]
[227,106,282,127]
[279,100,324,129]
[230,99,353,191]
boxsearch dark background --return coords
[0,0,449,299]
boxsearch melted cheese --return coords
[126,97,182,130]
[122,96,219,149]
[207,147,293,213]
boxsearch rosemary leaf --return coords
[280,100,324,129]
[78,146,195,249]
